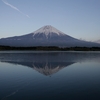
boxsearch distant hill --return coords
[94,40,100,44]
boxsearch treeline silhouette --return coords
[0,45,100,51]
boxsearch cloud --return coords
[1,0,30,18]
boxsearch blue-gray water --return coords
[0,51,100,100]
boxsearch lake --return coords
[0,51,100,100]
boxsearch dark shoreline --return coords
[0,45,100,51]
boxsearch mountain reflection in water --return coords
[0,51,100,100]
[0,51,100,76]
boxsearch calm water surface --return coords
[0,51,100,100]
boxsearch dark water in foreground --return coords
[0,51,100,100]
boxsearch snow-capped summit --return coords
[32,25,66,39]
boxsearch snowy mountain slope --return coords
[33,25,66,38]
[0,25,100,47]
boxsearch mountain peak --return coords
[32,25,66,38]
[42,25,53,28]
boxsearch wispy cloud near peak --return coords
[2,0,30,18]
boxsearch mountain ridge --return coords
[0,25,100,47]
[94,40,100,44]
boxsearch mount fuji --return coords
[0,25,100,47]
